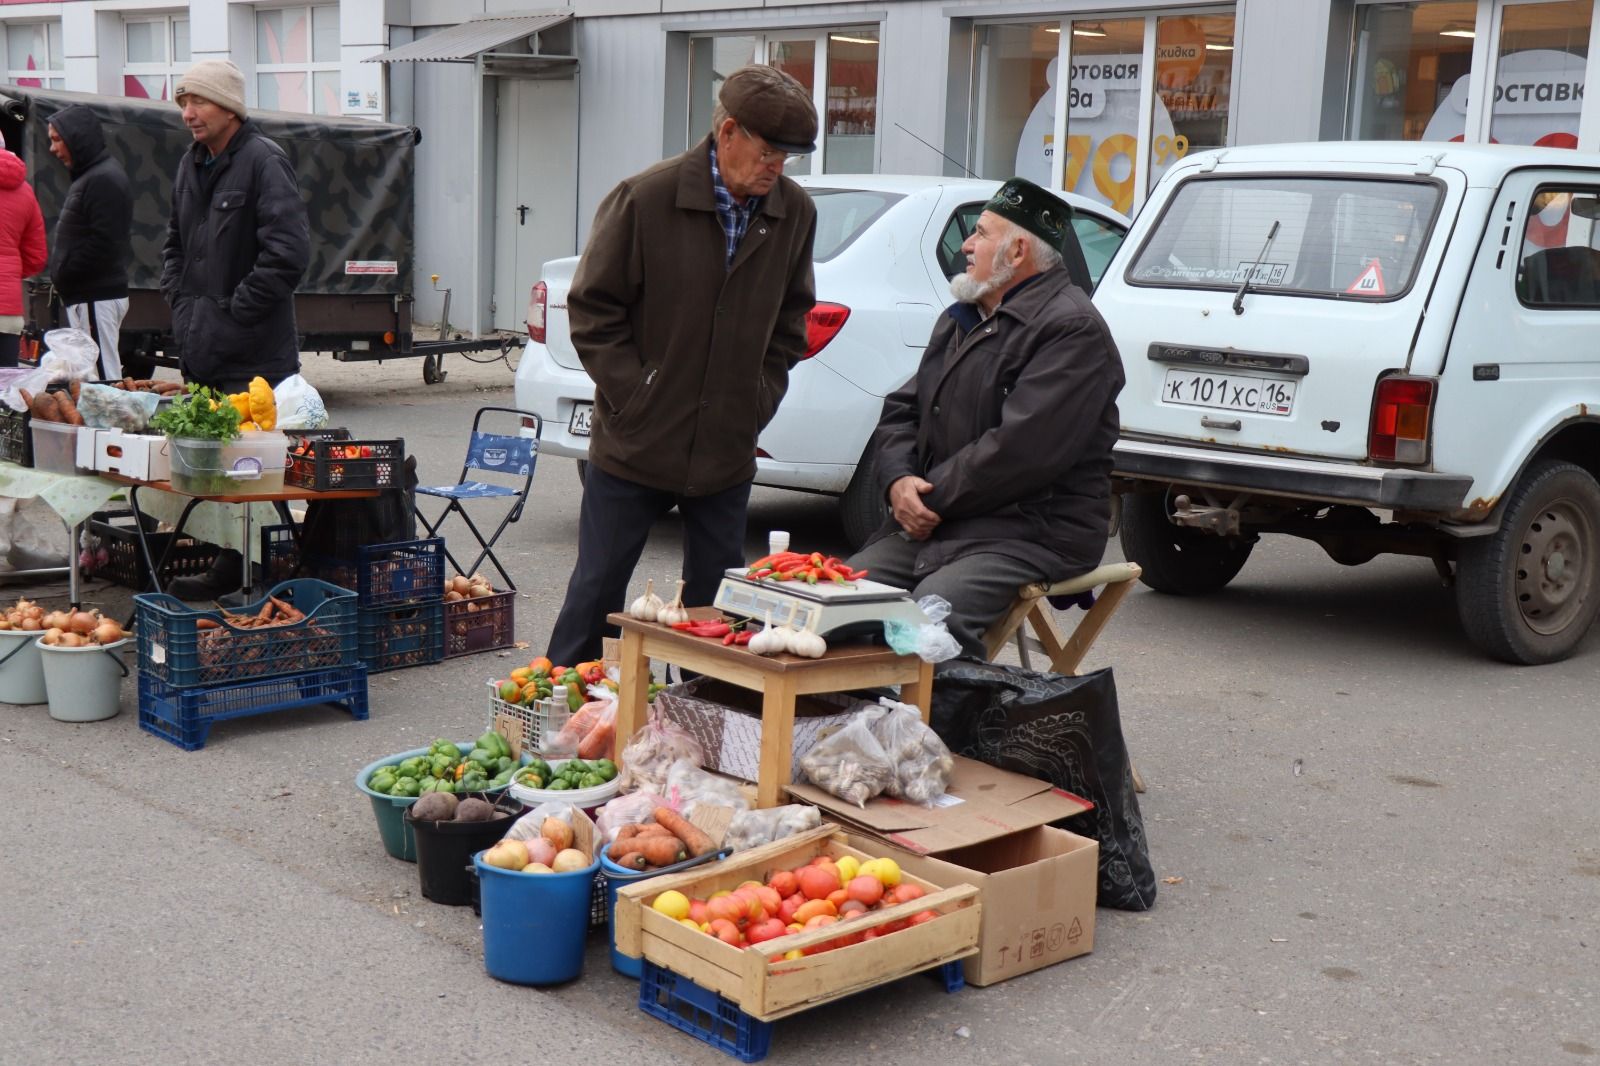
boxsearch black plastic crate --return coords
[358,601,444,673]
[444,588,516,657]
[85,510,220,591]
[260,523,302,586]
[286,436,404,490]
[0,383,71,467]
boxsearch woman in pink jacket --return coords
[0,147,47,367]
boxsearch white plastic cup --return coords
[768,530,791,556]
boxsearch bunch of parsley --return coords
[151,386,242,442]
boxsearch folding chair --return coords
[980,560,1146,792]
[413,406,540,590]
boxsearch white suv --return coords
[1097,141,1600,664]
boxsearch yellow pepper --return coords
[248,377,276,431]
[227,392,251,421]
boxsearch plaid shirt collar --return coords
[709,141,762,269]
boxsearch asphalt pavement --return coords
[2,350,1596,1065]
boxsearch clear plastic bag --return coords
[76,382,160,432]
[40,328,99,382]
[868,697,956,806]
[798,709,896,808]
[595,790,669,842]
[664,757,750,820]
[542,690,611,759]
[723,804,822,852]
[272,373,328,430]
[504,802,576,844]
[0,367,51,413]
[883,594,963,662]
[618,708,706,795]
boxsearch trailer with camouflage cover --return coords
[0,85,507,384]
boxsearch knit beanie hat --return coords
[175,59,248,119]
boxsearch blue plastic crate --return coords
[358,600,444,673]
[637,959,964,1062]
[138,663,369,751]
[134,578,358,689]
[356,538,444,608]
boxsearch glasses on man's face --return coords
[738,124,788,167]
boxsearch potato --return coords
[411,791,458,821]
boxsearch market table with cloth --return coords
[610,610,933,808]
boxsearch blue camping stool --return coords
[413,406,539,589]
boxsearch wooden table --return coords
[610,611,934,808]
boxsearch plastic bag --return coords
[868,697,955,805]
[0,367,51,413]
[664,757,750,820]
[504,802,576,844]
[39,328,99,382]
[617,708,706,795]
[595,790,669,842]
[273,373,328,430]
[542,690,614,759]
[883,594,963,663]
[798,710,896,808]
[723,804,822,852]
[76,382,160,432]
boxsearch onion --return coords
[57,632,84,648]
[67,611,98,635]
[93,621,124,646]
[42,611,69,630]
[20,617,40,631]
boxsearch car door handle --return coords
[1201,416,1242,431]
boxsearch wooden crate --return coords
[614,825,980,1021]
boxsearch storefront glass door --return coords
[1488,0,1591,147]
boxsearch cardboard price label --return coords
[494,713,524,760]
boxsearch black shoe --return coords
[166,549,244,601]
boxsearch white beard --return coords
[949,244,1019,305]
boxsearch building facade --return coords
[4,0,1598,333]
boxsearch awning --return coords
[364,11,571,63]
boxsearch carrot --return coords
[636,836,687,867]
[633,823,674,837]
[612,851,649,871]
[613,823,642,842]
[608,837,645,860]
[577,715,615,760]
[195,618,221,630]
[653,806,716,858]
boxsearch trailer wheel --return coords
[422,354,446,385]
[1455,460,1600,664]
[1119,488,1255,595]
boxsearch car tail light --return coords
[803,303,850,359]
[1369,375,1436,464]
[527,281,547,343]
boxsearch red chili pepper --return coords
[679,620,731,638]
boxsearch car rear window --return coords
[807,189,903,262]
[1127,176,1443,300]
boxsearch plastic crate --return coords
[259,523,303,585]
[286,436,405,490]
[444,589,515,657]
[0,405,30,466]
[487,681,572,754]
[591,871,609,931]
[134,578,358,689]
[638,959,963,1063]
[356,538,443,607]
[138,663,369,751]
[358,601,444,673]
[85,510,220,590]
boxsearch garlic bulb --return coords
[788,627,827,659]
[627,579,664,621]
[656,579,690,626]
[748,611,786,656]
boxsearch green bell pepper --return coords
[427,739,458,758]
[493,756,514,775]
[367,770,397,794]
[429,753,454,777]
[490,769,513,788]
[390,777,421,798]
[477,731,510,760]
[467,747,496,767]
[396,757,427,779]
[435,779,455,794]
[579,773,604,789]
[547,778,571,791]
[593,759,618,781]
[460,773,489,792]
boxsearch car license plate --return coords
[569,402,594,436]
[1161,368,1296,417]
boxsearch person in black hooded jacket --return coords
[46,104,132,378]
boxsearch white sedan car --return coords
[514,175,1128,546]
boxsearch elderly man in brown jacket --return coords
[848,177,1125,657]
[547,66,819,664]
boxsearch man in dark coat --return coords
[545,65,819,664]
[160,58,309,393]
[848,177,1126,656]
[160,59,309,601]
[46,104,131,379]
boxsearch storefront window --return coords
[824,31,878,174]
[1150,14,1234,191]
[1488,0,1590,148]
[1064,18,1144,214]
[1347,2,1476,141]
[688,35,758,142]
[123,16,190,101]
[256,5,340,115]
[6,22,64,89]
[769,39,817,175]
[971,22,1057,183]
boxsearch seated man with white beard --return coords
[844,177,1126,657]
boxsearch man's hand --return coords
[888,476,941,541]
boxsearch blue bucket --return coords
[474,850,600,986]
[601,851,658,979]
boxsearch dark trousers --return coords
[0,333,18,368]
[546,464,752,664]
[846,535,1046,657]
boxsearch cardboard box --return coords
[77,427,172,481]
[790,756,1099,987]
[653,677,862,784]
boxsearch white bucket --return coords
[0,628,47,704]
[37,637,130,722]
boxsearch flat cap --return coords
[719,65,818,155]
[983,177,1075,254]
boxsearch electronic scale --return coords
[712,569,931,636]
